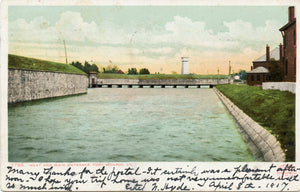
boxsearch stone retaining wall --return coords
[8,69,88,103]
[214,87,285,162]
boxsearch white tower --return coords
[181,57,189,74]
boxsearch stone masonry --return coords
[8,69,89,103]
[97,78,229,85]
[214,87,285,162]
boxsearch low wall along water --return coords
[214,87,285,162]
[262,82,296,94]
[8,69,89,103]
[96,78,229,85]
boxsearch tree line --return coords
[70,61,99,73]
[128,67,150,75]
[102,65,150,74]
[71,61,150,75]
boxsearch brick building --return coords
[279,6,297,82]
[252,45,282,70]
[247,6,296,85]
[247,45,282,85]
[247,66,270,86]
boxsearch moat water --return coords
[8,88,254,162]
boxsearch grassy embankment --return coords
[98,73,228,79]
[8,54,86,75]
[8,54,229,78]
[216,84,295,161]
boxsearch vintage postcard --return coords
[0,0,299,191]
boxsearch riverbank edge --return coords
[213,87,285,162]
[8,92,87,106]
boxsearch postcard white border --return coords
[1,0,299,191]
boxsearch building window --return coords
[294,30,296,46]
[257,74,260,81]
[286,60,288,75]
[251,75,254,81]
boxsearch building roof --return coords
[248,66,270,73]
[279,19,296,31]
[253,47,280,62]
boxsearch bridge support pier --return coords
[108,85,112,88]
[185,85,189,88]
[128,85,132,88]
[161,85,165,88]
[209,85,214,88]
[117,85,122,88]
[173,85,177,88]
[197,85,201,88]
[139,85,143,88]
[150,85,154,88]
[98,85,102,88]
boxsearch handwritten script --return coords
[4,163,300,191]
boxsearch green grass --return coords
[98,73,228,79]
[8,54,86,75]
[216,84,295,161]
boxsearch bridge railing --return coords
[96,78,229,85]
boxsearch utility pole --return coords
[228,60,231,77]
[217,67,220,83]
[63,40,68,64]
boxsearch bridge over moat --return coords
[89,78,230,88]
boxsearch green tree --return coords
[91,64,99,72]
[139,68,150,74]
[128,68,138,74]
[103,65,119,73]
[71,61,84,72]
[270,59,283,81]
[84,61,92,73]
[238,70,247,80]
[71,61,99,73]
[232,69,247,80]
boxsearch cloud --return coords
[220,19,282,45]
[155,16,236,48]
[9,12,282,49]
[9,17,58,42]
[55,11,104,42]
[130,16,282,52]
[9,12,104,43]
[9,12,284,74]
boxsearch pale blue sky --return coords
[8,6,289,74]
